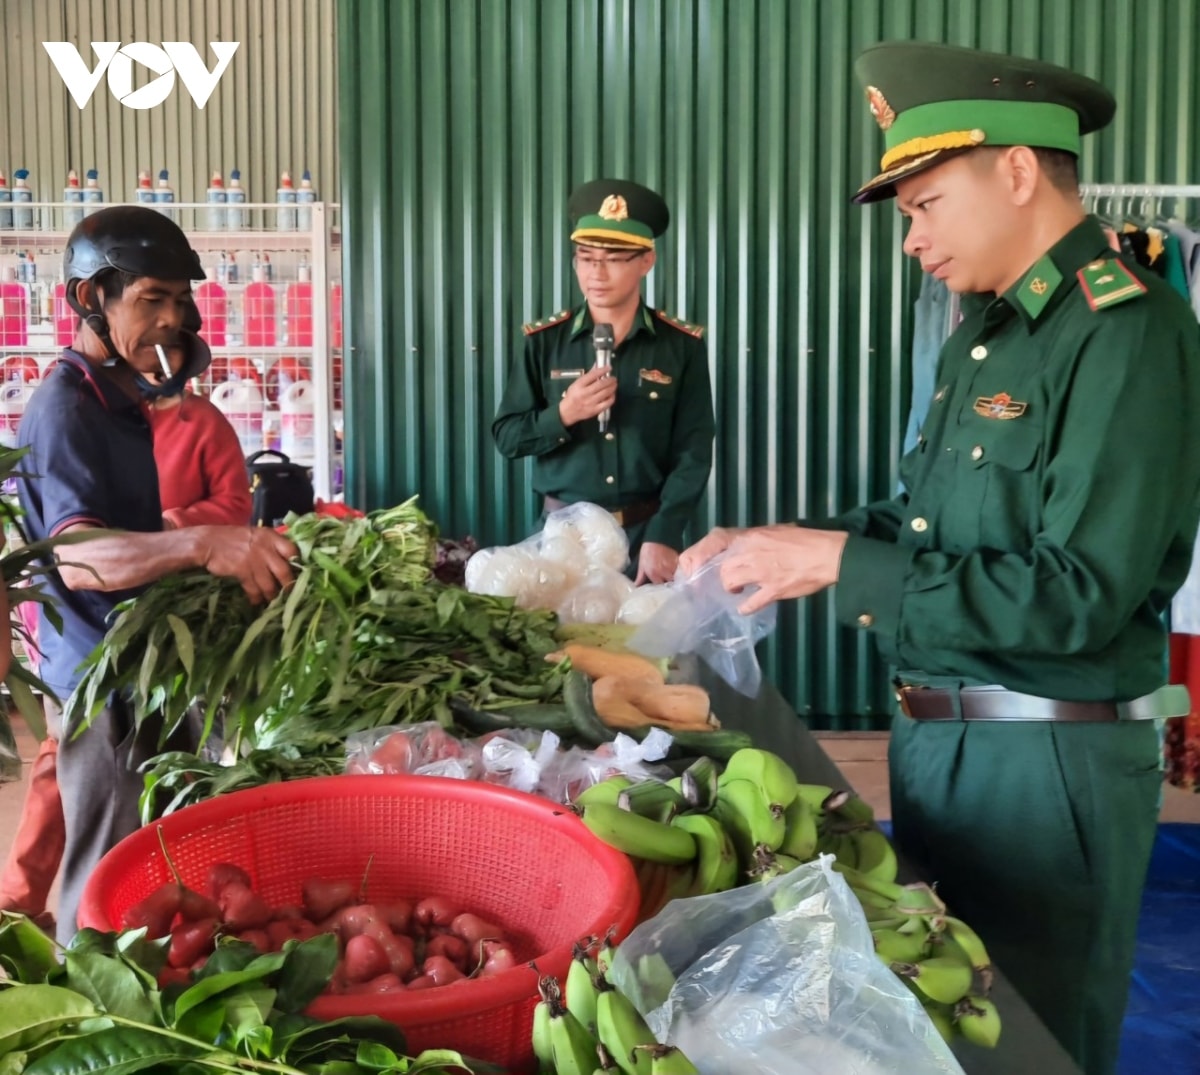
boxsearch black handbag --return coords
[245,450,314,527]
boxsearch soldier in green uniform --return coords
[492,179,714,584]
[680,43,1200,1075]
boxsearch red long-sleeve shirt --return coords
[145,393,252,528]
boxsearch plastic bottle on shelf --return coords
[53,279,74,346]
[261,252,272,282]
[243,261,277,346]
[275,171,297,231]
[63,169,84,228]
[205,171,226,231]
[83,168,104,215]
[266,355,309,404]
[0,381,35,449]
[194,279,228,347]
[279,379,315,463]
[296,170,316,231]
[0,267,29,347]
[227,169,246,230]
[133,170,154,205]
[0,173,11,230]
[330,281,343,350]
[210,380,265,457]
[154,169,175,220]
[285,256,314,346]
[225,250,239,285]
[23,252,36,285]
[12,170,33,229]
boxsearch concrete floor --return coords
[0,720,1195,920]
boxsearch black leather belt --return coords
[543,495,660,528]
[894,681,1190,723]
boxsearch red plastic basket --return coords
[78,775,639,1071]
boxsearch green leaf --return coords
[0,983,97,1054]
[23,1024,205,1074]
[355,1040,400,1069]
[410,1050,472,1073]
[165,616,195,680]
[0,1051,28,1075]
[64,951,157,1024]
[0,912,60,982]
[4,668,47,741]
[273,934,338,1014]
[171,951,286,1021]
[174,993,227,1046]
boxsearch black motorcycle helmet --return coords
[63,205,210,396]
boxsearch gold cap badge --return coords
[866,86,896,130]
[598,195,629,222]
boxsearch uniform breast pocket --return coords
[966,426,1043,548]
[626,373,678,408]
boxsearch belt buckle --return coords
[894,684,914,718]
[611,509,625,526]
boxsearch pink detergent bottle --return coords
[0,267,28,347]
[285,257,313,346]
[194,280,228,347]
[242,260,277,347]
[53,281,75,345]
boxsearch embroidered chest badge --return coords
[973,392,1028,420]
[639,368,673,385]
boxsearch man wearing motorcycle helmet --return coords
[15,206,295,942]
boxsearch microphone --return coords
[593,322,615,433]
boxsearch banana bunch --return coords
[532,938,699,1075]
[574,747,1003,1049]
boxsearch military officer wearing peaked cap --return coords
[679,42,1200,1075]
[493,179,714,584]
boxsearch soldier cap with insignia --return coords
[852,42,1116,204]
[568,179,670,250]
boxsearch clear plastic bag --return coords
[344,722,484,780]
[542,501,629,572]
[535,729,674,803]
[608,856,965,1075]
[557,566,637,625]
[628,552,777,696]
[616,582,676,626]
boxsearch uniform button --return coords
[971,445,984,460]
[971,344,988,361]
[558,437,567,444]
[604,432,615,441]
[917,433,925,445]
[911,517,928,532]
[605,475,615,484]
[856,613,874,628]
[649,391,659,400]
[934,387,947,402]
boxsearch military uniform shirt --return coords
[492,302,714,549]
[829,216,1200,701]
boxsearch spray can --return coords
[296,170,316,231]
[261,252,273,282]
[23,252,36,285]
[12,170,33,229]
[63,169,84,228]
[134,170,155,205]
[205,171,227,231]
[275,171,297,231]
[154,169,175,220]
[225,250,239,285]
[227,169,246,230]
[0,173,11,230]
[83,168,104,215]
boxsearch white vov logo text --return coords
[42,42,241,110]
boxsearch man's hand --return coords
[558,365,619,427]
[634,541,678,585]
[678,526,745,579]
[195,526,297,605]
[718,526,850,614]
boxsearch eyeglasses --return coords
[574,251,646,269]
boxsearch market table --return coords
[696,665,1084,1075]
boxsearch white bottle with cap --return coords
[154,169,175,220]
[275,171,297,231]
[227,168,247,230]
[134,170,155,205]
[12,170,33,229]
[296,170,316,231]
[63,169,84,228]
[0,173,11,230]
[83,168,103,215]
[205,171,227,231]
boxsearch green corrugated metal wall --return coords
[338,0,1200,727]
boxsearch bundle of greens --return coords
[0,913,502,1073]
[66,498,567,815]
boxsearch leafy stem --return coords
[102,1013,308,1074]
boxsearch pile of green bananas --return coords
[531,937,697,1075]
[574,747,1001,1049]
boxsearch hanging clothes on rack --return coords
[1082,183,1200,792]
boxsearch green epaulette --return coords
[656,310,705,338]
[522,310,572,335]
[1076,258,1148,312]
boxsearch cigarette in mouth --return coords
[155,344,171,378]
